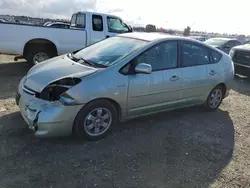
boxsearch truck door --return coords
[90,14,106,44]
[104,16,130,38]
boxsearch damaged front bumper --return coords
[17,81,84,138]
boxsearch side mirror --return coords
[135,63,152,74]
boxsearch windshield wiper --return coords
[79,58,97,68]
[68,53,97,68]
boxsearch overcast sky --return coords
[0,0,249,34]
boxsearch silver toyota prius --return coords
[16,32,234,140]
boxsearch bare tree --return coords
[183,26,191,36]
[146,24,156,32]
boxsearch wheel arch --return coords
[216,83,227,98]
[72,97,122,133]
[23,38,58,58]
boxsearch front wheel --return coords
[205,86,224,111]
[74,100,118,141]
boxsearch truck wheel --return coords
[26,48,55,66]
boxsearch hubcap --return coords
[84,108,112,136]
[209,89,222,108]
[33,52,49,64]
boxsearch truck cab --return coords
[70,11,132,45]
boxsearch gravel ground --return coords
[0,55,250,188]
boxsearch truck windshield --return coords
[107,17,130,33]
[73,37,148,67]
[70,13,85,28]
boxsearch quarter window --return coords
[181,42,210,67]
[210,50,222,63]
[92,15,103,31]
[107,17,129,33]
[136,41,178,71]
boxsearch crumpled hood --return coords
[24,54,98,92]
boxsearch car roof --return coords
[45,22,70,27]
[50,22,70,25]
[77,11,122,19]
[118,32,187,42]
[190,36,205,38]
[208,37,238,41]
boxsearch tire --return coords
[205,86,224,111]
[74,100,118,141]
[26,47,56,66]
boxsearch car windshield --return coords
[73,37,148,67]
[204,38,227,46]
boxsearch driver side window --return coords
[120,41,178,75]
[136,41,178,71]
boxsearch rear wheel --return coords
[74,100,117,141]
[205,86,224,111]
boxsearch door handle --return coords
[209,70,216,75]
[106,35,110,38]
[169,75,179,82]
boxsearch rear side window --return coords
[181,42,210,67]
[210,50,222,63]
[92,15,103,31]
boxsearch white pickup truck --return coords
[0,11,132,65]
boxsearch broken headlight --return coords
[59,92,77,106]
[38,77,81,102]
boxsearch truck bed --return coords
[0,23,87,55]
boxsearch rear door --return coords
[127,40,181,117]
[178,40,211,107]
[205,49,223,91]
[90,14,106,44]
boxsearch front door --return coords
[127,41,181,117]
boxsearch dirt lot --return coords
[0,55,250,188]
